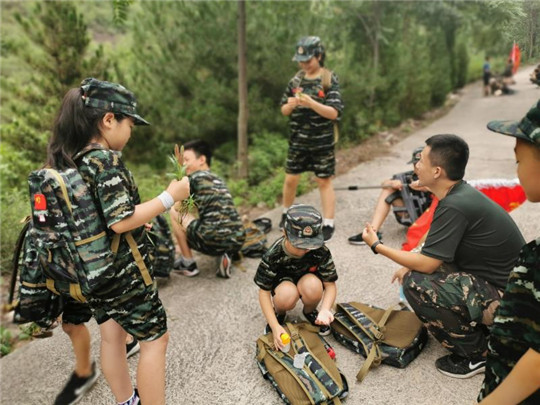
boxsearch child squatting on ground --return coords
[169,139,245,279]
[254,204,338,350]
[47,78,190,405]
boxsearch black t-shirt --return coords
[421,181,524,289]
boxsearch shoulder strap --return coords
[292,69,306,89]
[321,68,332,93]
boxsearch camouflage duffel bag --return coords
[331,302,428,382]
[256,322,348,405]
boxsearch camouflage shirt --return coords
[478,238,540,403]
[187,170,244,245]
[254,236,338,291]
[77,148,150,293]
[280,71,344,150]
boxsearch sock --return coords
[118,390,139,405]
[282,207,289,214]
[323,218,334,227]
[182,256,195,266]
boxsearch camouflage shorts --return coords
[285,146,335,178]
[61,297,93,325]
[187,220,244,256]
[88,262,167,342]
[403,267,502,357]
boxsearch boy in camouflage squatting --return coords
[255,204,337,350]
[478,100,540,404]
[47,78,190,405]
[170,140,245,278]
[280,36,344,242]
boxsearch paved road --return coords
[1,66,538,405]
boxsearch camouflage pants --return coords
[403,267,502,357]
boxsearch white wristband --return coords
[157,191,175,211]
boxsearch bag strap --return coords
[125,232,153,286]
[288,323,343,403]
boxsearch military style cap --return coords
[407,146,424,164]
[284,204,324,250]
[80,77,150,126]
[487,99,540,145]
[292,36,324,63]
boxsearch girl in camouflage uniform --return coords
[478,100,540,404]
[280,36,344,242]
[47,78,190,405]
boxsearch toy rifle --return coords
[336,172,430,227]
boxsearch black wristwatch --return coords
[371,240,383,254]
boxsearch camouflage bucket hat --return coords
[487,99,540,145]
[292,36,324,63]
[284,204,324,250]
[407,146,424,164]
[80,77,150,126]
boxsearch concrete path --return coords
[1,66,538,405]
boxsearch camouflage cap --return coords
[292,36,324,63]
[80,77,150,126]
[407,146,424,164]
[487,99,540,145]
[284,204,324,250]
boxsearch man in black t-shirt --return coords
[362,134,524,379]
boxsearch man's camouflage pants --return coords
[403,267,502,358]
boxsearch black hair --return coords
[183,139,212,166]
[315,47,326,67]
[46,87,127,169]
[425,134,469,180]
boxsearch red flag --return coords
[401,179,526,251]
[510,43,520,74]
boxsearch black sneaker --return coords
[279,213,287,230]
[264,313,287,334]
[347,231,383,246]
[303,310,331,336]
[126,337,140,358]
[173,257,200,277]
[322,225,335,242]
[54,361,100,405]
[435,353,486,379]
[216,253,232,278]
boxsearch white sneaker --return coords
[216,253,232,278]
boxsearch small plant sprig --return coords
[168,144,197,223]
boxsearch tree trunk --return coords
[237,0,249,179]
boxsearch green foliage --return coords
[0,188,29,274]
[0,326,13,356]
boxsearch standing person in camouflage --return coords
[46,78,190,405]
[478,100,540,404]
[362,134,525,379]
[254,204,338,349]
[280,36,344,242]
[170,139,245,278]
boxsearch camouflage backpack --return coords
[236,217,271,259]
[27,146,152,302]
[6,218,63,328]
[331,302,428,381]
[256,322,349,404]
[146,214,175,278]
